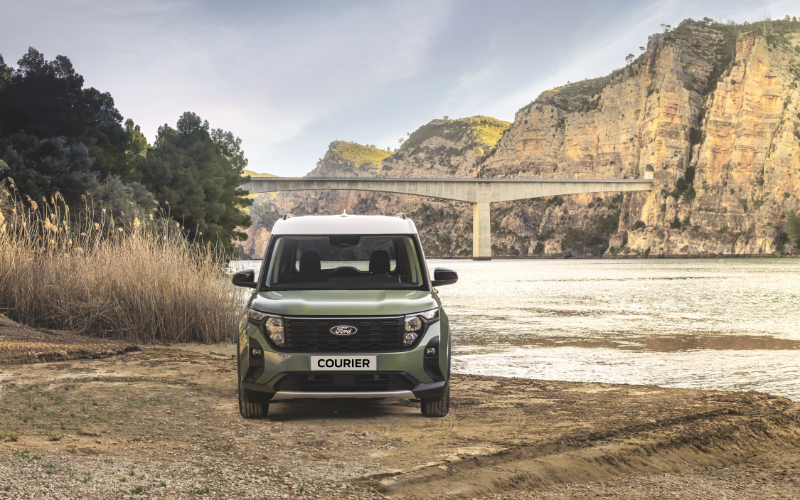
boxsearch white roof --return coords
[271,213,418,235]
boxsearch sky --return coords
[1,0,798,176]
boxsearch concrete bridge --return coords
[242,172,654,259]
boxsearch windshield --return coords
[263,235,427,290]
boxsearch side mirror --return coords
[431,267,458,287]
[232,269,257,289]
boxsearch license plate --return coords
[310,356,377,371]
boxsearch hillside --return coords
[308,141,391,177]
[241,18,800,259]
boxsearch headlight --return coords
[403,308,439,347]
[265,316,285,347]
[419,308,439,321]
[247,309,285,347]
[247,309,268,322]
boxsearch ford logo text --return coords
[330,325,358,336]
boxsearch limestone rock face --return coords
[241,20,800,259]
[685,33,800,255]
[476,22,800,258]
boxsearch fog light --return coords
[251,348,263,357]
[426,347,436,356]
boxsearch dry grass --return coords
[0,187,245,343]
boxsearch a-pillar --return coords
[472,202,491,260]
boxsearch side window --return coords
[266,238,286,285]
[403,237,421,283]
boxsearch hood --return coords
[251,290,437,317]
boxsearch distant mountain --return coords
[241,18,800,258]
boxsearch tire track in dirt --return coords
[376,403,800,498]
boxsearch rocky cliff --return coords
[241,18,800,259]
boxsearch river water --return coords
[233,258,800,400]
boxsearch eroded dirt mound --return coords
[0,315,137,364]
[376,376,800,498]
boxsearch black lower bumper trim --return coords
[411,380,447,399]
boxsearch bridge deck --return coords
[241,176,654,259]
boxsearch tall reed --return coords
[0,186,245,343]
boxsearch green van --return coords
[231,213,458,418]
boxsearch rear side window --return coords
[265,235,425,290]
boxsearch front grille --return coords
[274,373,414,392]
[283,316,404,352]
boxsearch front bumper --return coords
[239,319,448,401]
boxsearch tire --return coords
[238,382,269,418]
[236,335,269,418]
[421,380,450,417]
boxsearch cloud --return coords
[2,0,799,175]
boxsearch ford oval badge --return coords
[330,325,358,336]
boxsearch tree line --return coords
[0,47,252,251]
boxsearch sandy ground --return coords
[0,342,799,499]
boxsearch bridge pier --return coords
[472,202,491,260]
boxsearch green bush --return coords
[670,168,696,202]
[561,210,620,257]
[683,185,696,202]
[786,211,800,248]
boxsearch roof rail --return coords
[396,213,406,219]
[282,213,294,220]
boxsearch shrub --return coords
[561,211,620,257]
[786,211,800,248]
[545,196,564,208]
[0,190,243,343]
[631,220,646,230]
[682,185,696,202]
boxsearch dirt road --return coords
[0,344,799,499]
